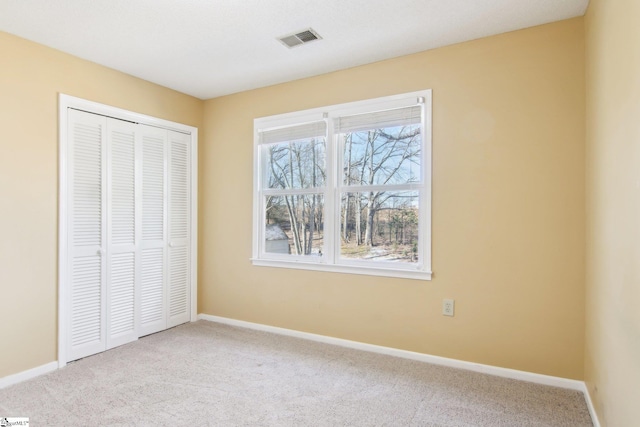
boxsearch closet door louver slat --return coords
[106,120,138,349]
[140,248,165,327]
[68,110,107,361]
[139,126,168,336]
[70,257,102,347]
[108,252,135,336]
[169,246,189,318]
[167,131,191,327]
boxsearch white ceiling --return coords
[0,0,589,100]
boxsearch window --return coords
[253,90,432,280]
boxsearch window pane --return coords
[264,138,325,189]
[265,194,324,256]
[342,124,421,186]
[340,191,419,263]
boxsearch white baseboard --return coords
[581,383,601,427]
[0,361,58,389]
[198,314,584,391]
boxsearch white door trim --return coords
[58,94,198,367]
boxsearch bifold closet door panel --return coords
[105,118,138,349]
[139,125,168,337]
[67,109,108,361]
[167,130,191,328]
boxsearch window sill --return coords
[250,258,432,281]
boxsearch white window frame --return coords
[252,90,432,280]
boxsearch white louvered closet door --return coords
[138,125,168,336]
[63,103,194,364]
[167,130,191,328]
[106,119,139,349]
[67,109,108,361]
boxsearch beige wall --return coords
[0,31,203,378]
[1,17,589,385]
[585,0,640,425]
[200,19,586,379]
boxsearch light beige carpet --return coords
[0,321,593,426]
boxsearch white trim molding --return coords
[198,314,587,392]
[581,384,601,427]
[0,362,58,389]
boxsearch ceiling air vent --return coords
[278,28,322,48]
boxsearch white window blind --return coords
[334,105,422,134]
[259,121,327,145]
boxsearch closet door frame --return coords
[58,94,198,368]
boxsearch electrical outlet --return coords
[443,299,455,316]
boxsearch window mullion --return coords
[340,183,422,193]
[334,128,348,266]
[324,114,337,265]
[262,188,325,196]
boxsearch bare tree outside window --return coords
[263,138,325,256]
[340,123,421,263]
